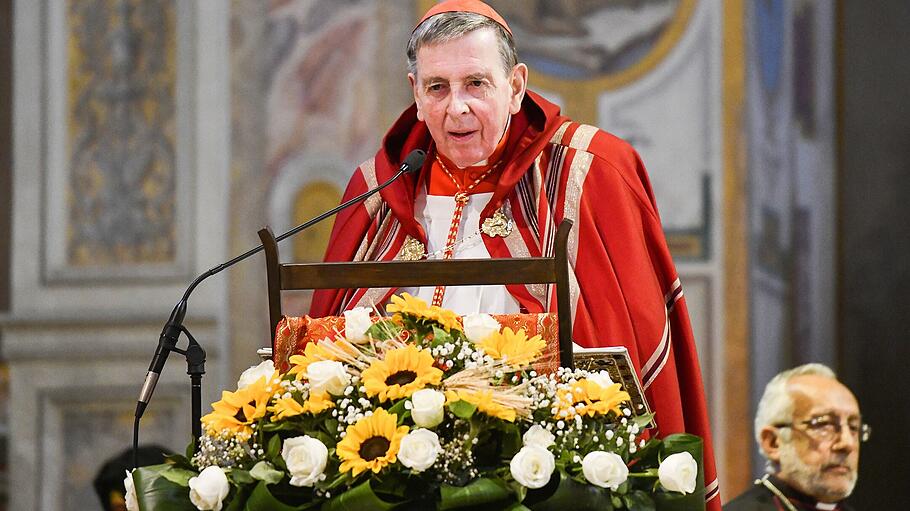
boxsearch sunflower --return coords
[477,327,545,366]
[386,293,463,333]
[554,379,630,419]
[361,345,443,402]
[287,342,334,380]
[268,396,305,421]
[446,389,517,422]
[302,390,335,415]
[268,390,335,421]
[288,339,359,381]
[202,377,273,437]
[336,409,409,475]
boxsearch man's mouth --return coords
[823,464,853,475]
[448,129,477,141]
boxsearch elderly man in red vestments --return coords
[309,1,720,506]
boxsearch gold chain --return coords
[431,153,501,306]
[434,154,501,196]
[756,475,799,511]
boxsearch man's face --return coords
[409,28,527,168]
[768,375,861,503]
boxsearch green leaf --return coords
[267,433,283,459]
[224,485,254,511]
[448,400,477,420]
[164,453,194,470]
[263,421,308,433]
[388,398,410,421]
[431,326,453,347]
[132,464,197,511]
[184,440,196,461]
[320,480,400,511]
[500,424,522,459]
[632,413,656,429]
[231,469,255,485]
[525,471,612,511]
[366,320,401,341]
[250,461,285,485]
[323,419,340,436]
[439,477,513,510]
[622,490,656,511]
[160,467,196,487]
[243,481,317,511]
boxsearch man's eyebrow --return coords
[421,76,449,85]
[465,72,492,81]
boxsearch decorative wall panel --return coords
[53,395,181,511]
[228,0,414,375]
[44,0,195,283]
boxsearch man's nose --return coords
[447,88,471,116]
[831,424,859,451]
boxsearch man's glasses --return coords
[775,414,871,443]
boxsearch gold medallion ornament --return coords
[481,208,513,238]
[398,236,426,261]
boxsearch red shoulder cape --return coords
[310,92,721,507]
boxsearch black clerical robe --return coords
[723,476,854,511]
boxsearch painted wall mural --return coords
[746,0,837,477]
[228,0,413,376]
[66,0,177,267]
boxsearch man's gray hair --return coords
[407,11,518,77]
[754,363,837,459]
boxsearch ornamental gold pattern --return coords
[66,0,178,266]
[397,236,426,261]
[481,208,513,238]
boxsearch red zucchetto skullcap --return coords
[416,0,512,35]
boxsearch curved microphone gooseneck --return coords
[132,149,426,469]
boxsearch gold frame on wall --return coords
[722,0,750,498]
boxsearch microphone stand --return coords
[132,150,425,469]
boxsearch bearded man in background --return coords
[725,364,863,510]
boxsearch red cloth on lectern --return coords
[308,91,721,506]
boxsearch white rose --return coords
[522,424,555,449]
[344,307,373,343]
[410,389,446,428]
[398,429,441,472]
[581,451,629,490]
[658,451,698,494]
[306,360,351,396]
[509,445,555,489]
[188,466,230,511]
[282,435,329,487]
[587,370,615,390]
[462,313,501,342]
[236,360,276,389]
[123,470,139,511]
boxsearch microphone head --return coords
[401,149,427,174]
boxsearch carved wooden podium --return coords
[257,219,575,368]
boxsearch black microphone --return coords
[399,149,427,174]
[134,148,426,421]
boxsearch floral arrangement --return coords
[129,294,705,510]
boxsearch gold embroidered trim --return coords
[481,208,513,238]
[398,236,425,261]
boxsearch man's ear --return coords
[759,427,783,464]
[408,73,424,122]
[508,63,528,115]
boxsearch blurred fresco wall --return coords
[1,1,907,509]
